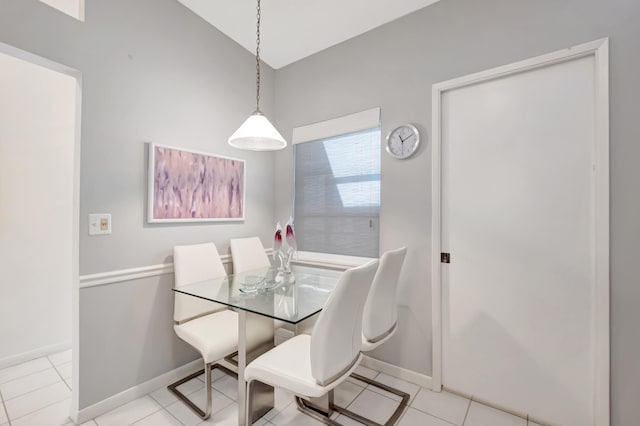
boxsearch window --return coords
[294,125,380,258]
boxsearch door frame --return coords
[430,38,609,425]
[0,42,83,422]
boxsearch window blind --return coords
[294,127,380,257]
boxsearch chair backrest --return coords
[230,237,271,274]
[173,242,227,323]
[310,259,378,385]
[362,247,407,344]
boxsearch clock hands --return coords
[398,133,415,155]
[397,136,406,155]
[387,125,419,159]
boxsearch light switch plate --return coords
[89,213,112,235]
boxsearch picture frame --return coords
[147,143,246,223]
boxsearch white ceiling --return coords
[178,0,441,69]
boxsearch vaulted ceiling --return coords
[178,0,441,69]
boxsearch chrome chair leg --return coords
[223,350,239,367]
[245,380,255,426]
[296,372,410,426]
[167,361,237,420]
[295,395,343,426]
[205,363,212,419]
[335,372,410,426]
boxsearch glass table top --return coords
[172,265,342,324]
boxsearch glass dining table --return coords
[172,264,343,425]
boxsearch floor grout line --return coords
[2,376,67,405]
[0,358,60,426]
[0,354,70,425]
[410,388,465,426]
[0,359,54,388]
[407,403,461,426]
[51,364,72,393]
[336,375,417,425]
[124,404,163,426]
[7,396,71,424]
[461,396,473,426]
[163,406,186,426]
[0,386,11,426]
[397,403,412,423]
[343,382,366,411]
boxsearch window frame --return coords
[291,108,382,259]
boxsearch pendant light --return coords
[228,0,286,151]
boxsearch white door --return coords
[435,41,608,426]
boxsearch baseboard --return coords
[274,328,295,345]
[72,353,431,423]
[74,359,202,424]
[0,341,71,370]
[361,355,433,389]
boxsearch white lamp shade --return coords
[228,113,287,151]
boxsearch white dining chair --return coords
[229,236,271,274]
[230,237,287,331]
[243,259,379,426]
[332,246,410,425]
[169,242,239,420]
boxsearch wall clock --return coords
[385,124,420,159]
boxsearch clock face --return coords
[386,124,420,159]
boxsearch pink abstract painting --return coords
[148,144,245,222]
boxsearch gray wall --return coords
[272,1,640,425]
[0,0,278,408]
[79,274,193,407]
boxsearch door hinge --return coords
[441,253,451,264]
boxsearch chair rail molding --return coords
[79,249,283,288]
[80,263,176,288]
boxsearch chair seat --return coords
[245,334,362,398]
[174,310,239,364]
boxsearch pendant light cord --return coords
[255,0,261,112]
[228,0,286,150]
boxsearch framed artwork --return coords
[147,143,245,223]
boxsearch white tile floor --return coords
[0,352,539,426]
[0,350,72,426]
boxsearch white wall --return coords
[0,51,76,364]
[273,3,640,425]
[0,0,279,409]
